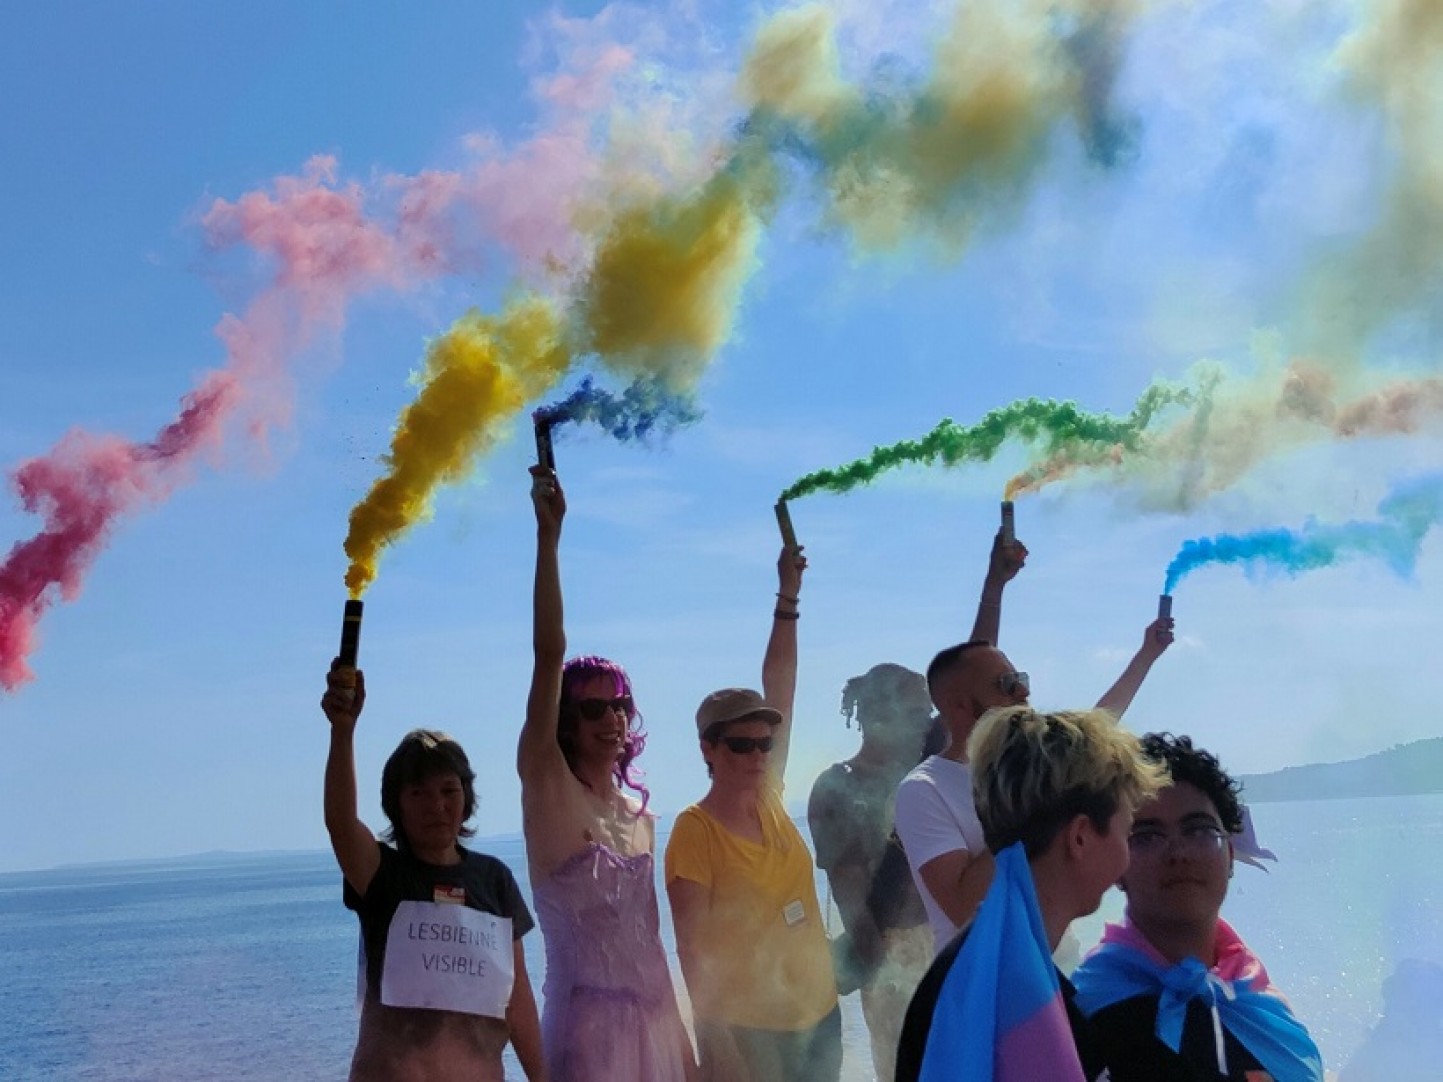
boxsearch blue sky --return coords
[2,0,1440,873]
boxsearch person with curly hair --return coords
[1071,733,1324,1081]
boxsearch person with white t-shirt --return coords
[894,528,1175,954]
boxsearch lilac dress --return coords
[533,842,693,1081]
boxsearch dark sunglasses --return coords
[719,735,774,754]
[574,695,634,721]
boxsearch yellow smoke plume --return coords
[738,1,1138,252]
[1308,0,1443,348]
[342,0,1154,592]
[344,162,776,594]
[343,296,569,596]
[578,161,776,387]
[739,6,855,126]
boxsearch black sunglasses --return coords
[719,735,774,754]
[574,695,634,721]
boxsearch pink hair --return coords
[559,655,649,808]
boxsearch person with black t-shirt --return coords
[1071,734,1323,1081]
[322,664,545,1082]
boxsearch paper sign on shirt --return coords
[381,901,513,1018]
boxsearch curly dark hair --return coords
[1139,732,1245,834]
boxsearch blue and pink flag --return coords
[919,843,1087,1082]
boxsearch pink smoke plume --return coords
[0,377,234,690]
[388,40,634,277]
[1006,359,1443,510]
[204,156,438,320]
[0,24,640,691]
[0,159,446,691]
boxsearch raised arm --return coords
[1095,616,1175,718]
[968,530,1027,645]
[322,663,380,895]
[762,543,807,782]
[518,467,570,784]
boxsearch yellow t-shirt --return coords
[664,787,837,1031]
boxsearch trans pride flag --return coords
[919,843,1088,1082]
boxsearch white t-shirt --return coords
[893,754,988,954]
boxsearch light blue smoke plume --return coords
[1164,474,1443,594]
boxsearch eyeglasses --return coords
[574,695,634,721]
[719,735,774,755]
[996,671,1030,696]
[1128,823,1228,857]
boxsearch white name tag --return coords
[783,899,806,926]
[380,900,513,1018]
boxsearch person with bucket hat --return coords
[665,544,841,1082]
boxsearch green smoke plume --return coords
[780,381,1191,502]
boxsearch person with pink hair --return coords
[519,466,696,1082]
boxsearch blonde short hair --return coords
[968,706,1166,857]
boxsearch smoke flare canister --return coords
[1000,500,1016,544]
[335,599,364,701]
[1158,594,1173,620]
[774,500,799,551]
[534,418,556,471]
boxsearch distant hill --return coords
[1239,737,1443,802]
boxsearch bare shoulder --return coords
[632,797,659,854]
[809,761,853,803]
[521,777,589,860]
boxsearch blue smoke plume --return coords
[1164,473,1443,594]
[532,376,702,442]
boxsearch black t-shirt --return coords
[866,830,928,933]
[344,842,534,998]
[1087,993,1270,1081]
[895,925,1110,1082]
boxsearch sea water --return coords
[2,796,1440,1080]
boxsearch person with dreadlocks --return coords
[519,466,696,1082]
[807,662,940,1081]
